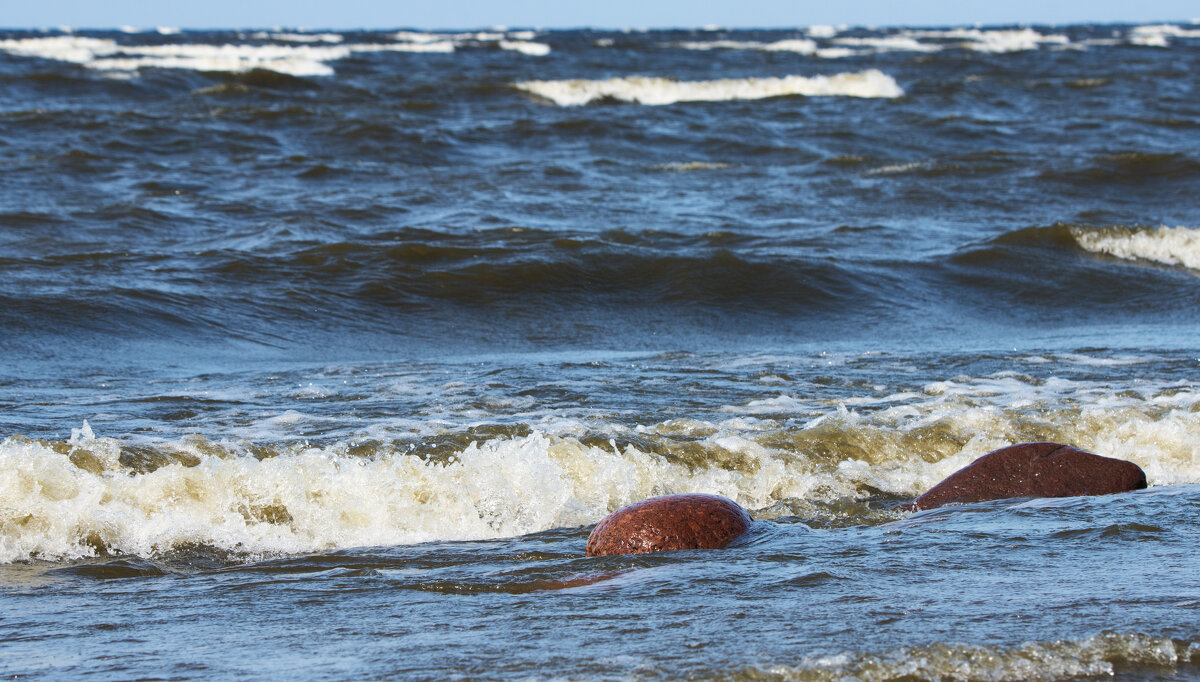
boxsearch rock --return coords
[586,493,753,557]
[911,442,1147,511]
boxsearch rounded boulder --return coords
[586,494,753,557]
[911,442,1147,511]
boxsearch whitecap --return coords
[0,37,454,77]
[907,27,1070,53]
[498,40,551,56]
[514,69,905,106]
[1072,225,1200,271]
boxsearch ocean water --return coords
[2,22,1200,680]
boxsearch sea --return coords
[1,21,1200,680]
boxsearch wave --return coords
[0,30,559,77]
[498,40,551,56]
[669,27,1076,57]
[1071,225,1200,271]
[513,70,904,106]
[748,631,1198,681]
[1129,24,1200,47]
[832,35,943,53]
[989,223,1200,272]
[905,27,1071,53]
[0,35,457,77]
[1043,151,1200,186]
[673,38,853,58]
[4,372,1199,563]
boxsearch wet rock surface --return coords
[912,442,1148,511]
[586,494,753,557]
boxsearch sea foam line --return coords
[0,35,465,77]
[514,69,904,106]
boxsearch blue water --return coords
[1,23,1199,680]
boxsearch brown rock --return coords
[911,442,1147,511]
[586,493,753,557]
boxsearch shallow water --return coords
[2,22,1199,680]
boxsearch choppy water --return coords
[2,22,1200,680]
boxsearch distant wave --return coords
[905,27,1070,53]
[673,38,853,58]
[0,31,552,76]
[1128,23,1200,47]
[671,27,1075,57]
[514,70,904,106]
[0,36,455,76]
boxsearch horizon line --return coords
[4,17,1198,33]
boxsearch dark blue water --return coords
[1,24,1199,680]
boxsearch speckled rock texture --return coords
[912,442,1147,511]
[586,494,753,557]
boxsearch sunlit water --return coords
[2,23,1199,680]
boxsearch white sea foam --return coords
[907,27,1070,52]
[514,69,904,106]
[1129,24,1200,47]
[674,38,853,58]
[262,32,345,44]
[390,30,546,55]
[0,37,454,76]
[1072,225,1200,271]
[3,371,1199,563]
[807,25,839,39]
[498,40,551,56]
[0,36,116,64]
[833,35,943,53]
[392,31,448,43]
[676,38,818,54]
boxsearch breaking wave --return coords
[3,372,1198,563]
[1071,225,1200,271]
[514,70,904,106]
[0,30,553,76]
[0,35,456,76]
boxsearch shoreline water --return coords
[3,21,1200,680]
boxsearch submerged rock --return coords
[912,442,1147,511]
[586,493,753,557]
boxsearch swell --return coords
[940,223,1200,316]
[1040,152,1200,186]
[5,223,1200,353]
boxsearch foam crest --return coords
[832,36,943,53]
[1071,225,1200,271]
[498,40,551,56]
[907,27,1070,52]
[254,32,345,44]
[0,36,454,77]
[0,428,799,563]
[0,36,118,64]
[514,70,904,106]
[1129,24,1200,48]
[759,632,1196,681]
[674,38,853,58]
[4,372,1199,564]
